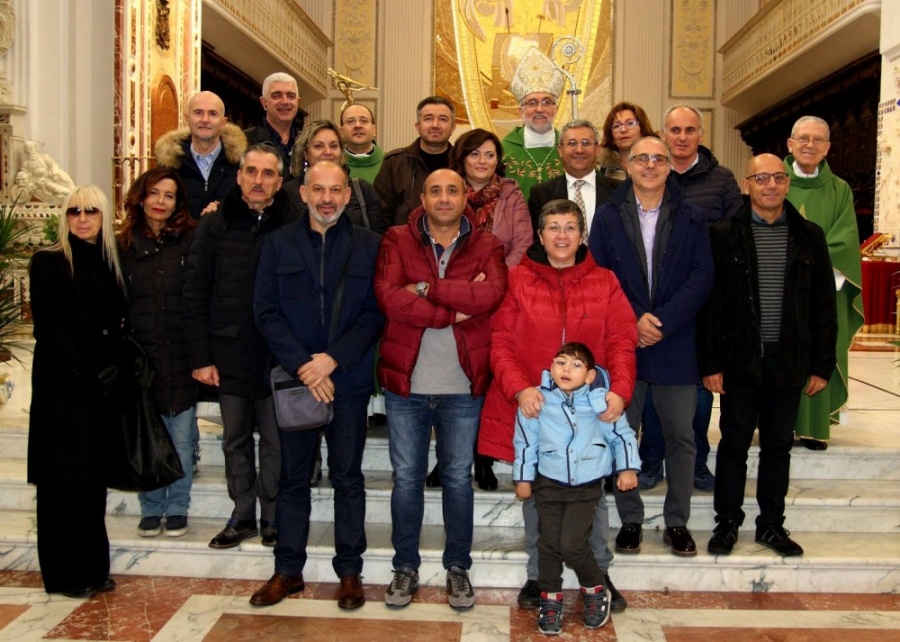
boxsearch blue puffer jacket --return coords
[254,211,384,396]
[513,368,640,487]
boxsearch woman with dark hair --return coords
[448,128,532,267]
[29,185,127,598]
[285,119,387,234]
[599,102,657,181]
[118,167,198,538]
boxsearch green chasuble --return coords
[501,127,563,201]
[784,157,864,439]
[343,141,385,184]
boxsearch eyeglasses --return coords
[542,224,581,236]
[343,117,372,126]
[561,139,597,149]
[745,172,789,185]
[66,207,101,217]
[612,119,639,132]
[791,135,828,147]
[522,98,556,109]
[629,154,669,166]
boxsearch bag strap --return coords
[351,177,370,230]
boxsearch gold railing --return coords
[207,0,331,96]
[719,0,877,104]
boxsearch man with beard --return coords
[250,161,383,608]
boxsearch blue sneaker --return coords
[637,461,664,490]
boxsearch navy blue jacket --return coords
[254,211,384,396]
[588,177,713,384]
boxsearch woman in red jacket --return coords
[477,199,637,612]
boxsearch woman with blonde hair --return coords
[28,185,127,598]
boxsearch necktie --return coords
[573,179,587,242]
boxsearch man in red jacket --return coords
[375,169,507,611]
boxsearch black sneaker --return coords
[538,592,564,635]
[164,515,189,538]
[694,463,715,491]
[756,524,804,556]
[517,579,541,609]
[615,522,642,554]
[260,521,277,547]
[605,573,627,612]
[137,516,161,537]
[708,519,739,555]
[581,584,611,629]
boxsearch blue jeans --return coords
[275,393,369,578]
[385,390,482,571]
[138,407,196,517]
[639,383,713,467]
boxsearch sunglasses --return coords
[66,207,101,217]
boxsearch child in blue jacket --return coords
[514,342,640,635]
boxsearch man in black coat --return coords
[183,143,296,550]
[249,161,383,610]
[243,72,301,180]
[528,120,619,242]
[699,153,837,557]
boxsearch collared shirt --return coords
[674,154,700,174]
[635,194,662,290]
[750,208,787,225]
[566,172,598,232]
[792,160,819,178]
[191,142,222,181]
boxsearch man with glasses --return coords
[340,103,383,183]
[700,153,836,557]
[528,120,618,240]
[244,72,302,180]
[502,47,566,200]
[635,105,744,494]
[783,116,863,451]
[589,136,714,557]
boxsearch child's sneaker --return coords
[581,584,611,629]
[538,591,564,635]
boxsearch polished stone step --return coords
[0,510,895,594]
[0,459,895,534]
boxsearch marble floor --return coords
[0,342,897,640]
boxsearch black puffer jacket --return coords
[671,145,742,223]
[182,186,297,397]
[698,200,837,387]
[120,231,197,415]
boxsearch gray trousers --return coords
[524,486,613,580]
[613,382,696,527]
[219,393,281,523]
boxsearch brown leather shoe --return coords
[249,573,305,607]
[337,574,365,610]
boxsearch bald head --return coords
[421,169,467,229]
[186,91,227,147]
[741,153,790,223]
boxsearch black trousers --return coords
[714,344,802,529]
[534,474,605,593]
[36,481,109,593]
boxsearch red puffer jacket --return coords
[477,246,638,462]
[375,206,508,397]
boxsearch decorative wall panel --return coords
[670,0,715,98]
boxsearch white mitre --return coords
[509,47,564,104]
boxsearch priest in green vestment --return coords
[501,47,564,201]
[784,115,864,449]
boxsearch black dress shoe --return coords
[615,522,642,554]
[61,586,98,599]
[708,519,740,555]
[517,579,541,609]
[261,522,278,547]
[425,462,441,488]
[664,525,697,557]
[800,437,827,451]
[93,578,116,593]
[209,520,258,549]
[250,573,305,606]
[474,456,498,491]
[756,524,804,556]
[604,573,627,612]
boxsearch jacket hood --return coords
[155,123,248,170]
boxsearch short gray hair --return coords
[559,119,600,144]
[262,72,298,97]
[627,135,671,159]
[663,104,703,133]
[791,115,830,140]
[538,199,584,234]
[241,143,284,175]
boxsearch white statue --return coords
[12,170,33,203]
[19,141,75,205]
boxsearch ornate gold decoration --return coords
[155,0,170,50]
[670,0,715,98]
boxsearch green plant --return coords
[42,213,59,245]
[0,199,33,361]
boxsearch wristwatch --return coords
[415,281,428,298]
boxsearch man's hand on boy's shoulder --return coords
[515,481,532,501]
[616,470,638,492]
[599,391,624,422]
